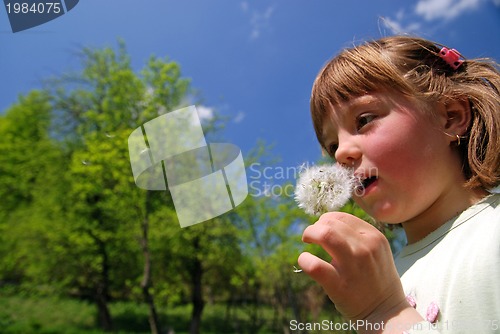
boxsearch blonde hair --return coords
[311,35,500,190]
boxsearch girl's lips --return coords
[362,176,377,188]
[363,178,378,194]
[354,177,378,197]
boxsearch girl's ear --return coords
[441,98,471,138]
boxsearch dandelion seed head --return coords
[294,163,355,215]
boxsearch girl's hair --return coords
[311,35,500,190]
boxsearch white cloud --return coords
[382,16,421,34]
[233,111,245,123]
[415,0,482,21]
[395,9,405,21]
[196,105,214,121]
[240,1,249,12]
[250,6,275,40]
[383,0,487,35]
[492,0,500,5]
[240,3,275,40]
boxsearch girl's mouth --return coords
[354,175,378,196]
[362,176,378,188]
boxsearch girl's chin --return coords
[352,198,404,224]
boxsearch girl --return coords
[297,36,500,333]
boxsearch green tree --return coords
[0,40,386,334]
[47,41,240,334]
[0,91,65,287]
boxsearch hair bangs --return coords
[310,44,410,147]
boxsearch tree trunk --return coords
[141,191,161,334]
[89,229,113,331]
[189,237,204,334]
[287,279,306,334]
[96,291,113,331]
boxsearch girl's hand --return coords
[298,212,419,330]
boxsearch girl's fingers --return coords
[302,212,376,259]
[297,251,340,297]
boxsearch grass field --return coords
[0,288,355,334]
[0,294,288,333]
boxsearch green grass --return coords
[0,295,281,333]
[0,293,350,333]
[0,294,95,333]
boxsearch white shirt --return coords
[395,193,500,333]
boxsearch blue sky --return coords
[1,0,499,184]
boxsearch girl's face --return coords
[321,91,462,225]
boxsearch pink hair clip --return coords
[439,47,463,70]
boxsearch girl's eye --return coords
[356,114,377,131]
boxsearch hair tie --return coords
[439,47,464,70]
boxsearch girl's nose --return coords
[334,137,361,166]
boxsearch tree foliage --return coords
[0,41,386,333]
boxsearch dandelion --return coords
[294,163,356,215]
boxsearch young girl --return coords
[297,36,500,333]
